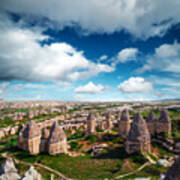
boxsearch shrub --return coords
[85,134,98,143]
[70,141,80,150]
[132,153,146,164]
[67,131,84,141]
[116,162,122,169]
[96,126,103,132]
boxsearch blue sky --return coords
[0,0,180,101]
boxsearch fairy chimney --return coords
[118,109,131,139]
[48,121,68,155]
[146,111,156,135]
[18,120,41,154]
[86,113,96,135]
[105,111,113,131]
[126,113,151,154]
[164,157,180,180]
[156,109,171,136]
[40,128,50,153]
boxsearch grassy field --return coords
[6,144,169,180]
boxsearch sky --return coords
[0,0,180,101]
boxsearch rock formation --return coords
[146,109,171,137]
[156,109,171,136]
[164,157,180,180]
[40,128,50,153]
[0,157,20,180]
[48,122,68,155]
[86,113,96,135]
[105,111,113,131]
[18,121,68,155]
[21,166,41,180]
[146,111,156,135]
[126,113,151,154]
[18,120,41,155]
[118,109,131,139]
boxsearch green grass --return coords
[67,131,85,141]
[0,117,16,127]
[13,151,121,179]
[85,134,99,143]
[9,146,150,179]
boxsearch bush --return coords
[96,126,103,132]
[67,131,84,141]
[85,134,98,143]
[132,153,146,164]
[159,132,168,138]
[70,141,79,150]
[116,162,122,169]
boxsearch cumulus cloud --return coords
[0,13,114,83]
[116,48,138,63]
[137,41,180,73]
[118,77,153,93]
[75,82,108,94]
[1,0,180,38]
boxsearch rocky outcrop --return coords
[0,126,19,140]
[118,109,131,139]
[0,157,20,180]
[21,166,41,180]
[91,143,108,156]
[126,113,151,154]
[164,157,180,180]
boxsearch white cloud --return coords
[137,41,180,73]
[155,42,180,58]
[117,48,138,63]
[0,14,114,83]
[1,0,180,38]
[75,82,107,94]
[0,82,9,94]
[118,77,153,93]
[99,55,108,61]
[149,75,180,88]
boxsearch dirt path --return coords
[2,153,73,180]
[114,162,151,179]
[34,162,73,180]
